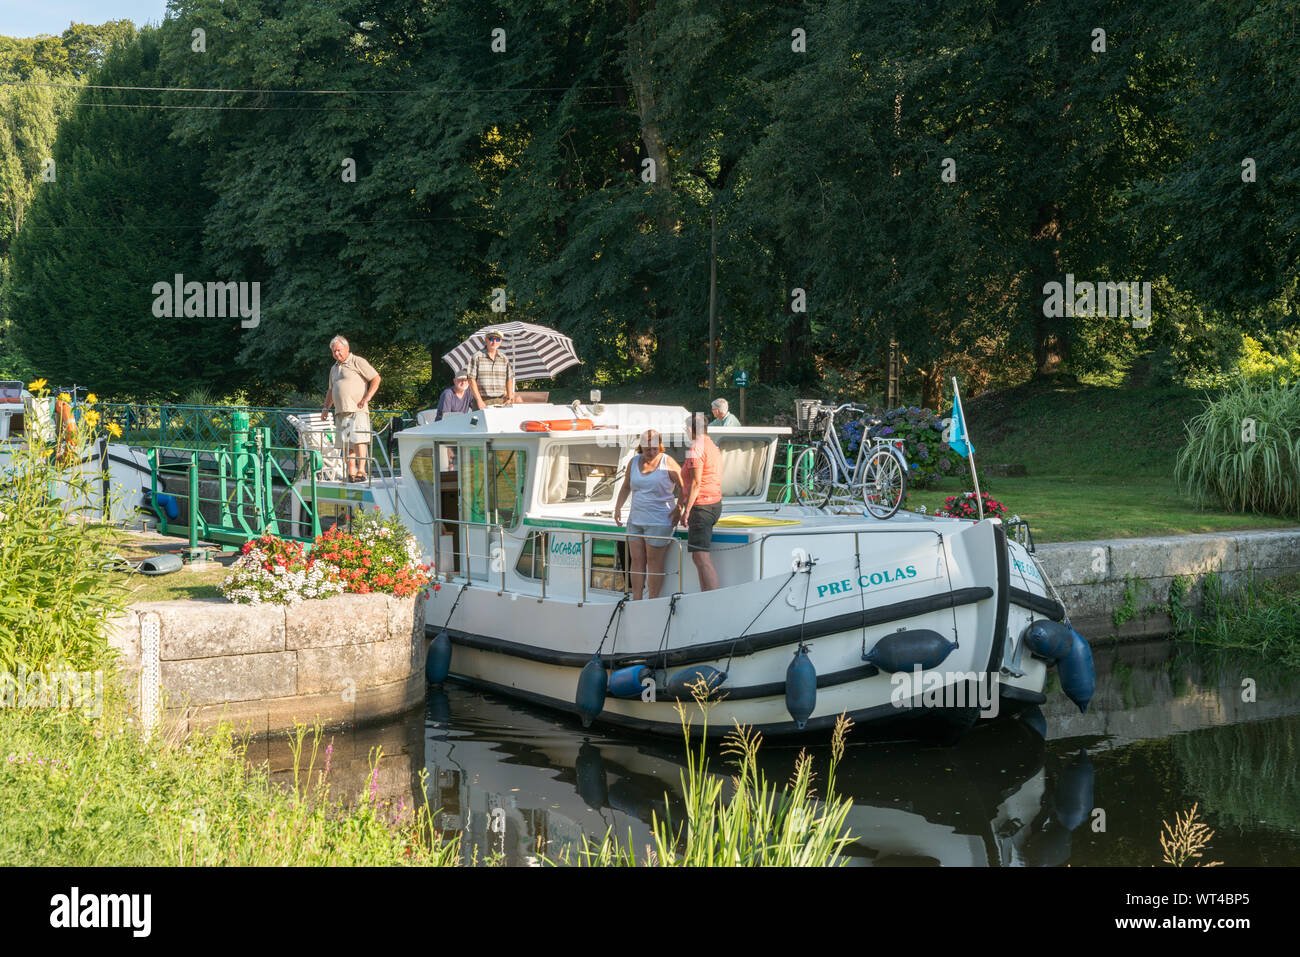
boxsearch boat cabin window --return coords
[516,530,547,580]
[540,442,622,505]
[715,437,771,497]
[589,538,628,592]
[316,500,359,533]
[409,447,440,519]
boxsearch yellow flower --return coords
[27,378,47,392]
[57,392,71,404]
[106,422,123,438]
[83,410,100,427]
[86,393,98,405]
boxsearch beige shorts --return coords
[337,410,372,444]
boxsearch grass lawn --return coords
[112,562,228,603]
[905,476,1296,543]
[728,376,1300,543]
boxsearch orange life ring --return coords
[521,418,594,433]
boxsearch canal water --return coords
[251,639,1300,865]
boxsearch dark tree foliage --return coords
[3,1,1296,400]
[8,29,238,399]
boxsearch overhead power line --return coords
[15,80,630,95]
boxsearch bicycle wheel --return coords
[862,447,907,519]
[791,445,834,508]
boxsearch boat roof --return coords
[398,402,791,441]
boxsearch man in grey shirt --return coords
[323,335,381,482]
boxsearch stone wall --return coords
[1035,527,1300,641]
[106,593,427,736]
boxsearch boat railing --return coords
[437,515,946,604]
[432,517,686,604]
[99,402,412,478]
[430,515,510,595]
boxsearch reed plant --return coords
[1174,378,1300,517]
[564,686,856,867]
[1159,804,1222,867]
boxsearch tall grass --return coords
[1173,572,1300,667]
[564,689,856,867]
[0,703,464,866]
[1175,378,1300,516]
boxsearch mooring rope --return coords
[655,592,683,671]
[594,594,630,656]
[724,569,799,673]
[939,534,960,647]
[439,581,469,630]
[1030,552,1072,626]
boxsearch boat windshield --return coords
[540,442,623,505]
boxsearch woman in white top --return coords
[613,429,684,600]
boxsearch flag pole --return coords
[953,376,984,520]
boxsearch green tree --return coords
[7,28,238,398]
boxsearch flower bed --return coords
[221,510,430,605]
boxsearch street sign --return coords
[733,370,749,388]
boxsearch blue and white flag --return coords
[949,378,974,458]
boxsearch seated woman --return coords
[613,429,684,600]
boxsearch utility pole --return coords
[708,207,717,393]
[887,338,900,408]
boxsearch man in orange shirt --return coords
[673,412,722,591]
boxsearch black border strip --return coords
[1009,587,1065,622]
[432,586,993,669]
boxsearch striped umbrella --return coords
[441,321,582,381]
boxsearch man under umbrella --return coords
[467,329,515,408]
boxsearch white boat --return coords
[0,382,152,525]
[310,398,1090,742]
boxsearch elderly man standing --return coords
[711,397,741,427]
[467,329,515,408]
[323,335,381,483]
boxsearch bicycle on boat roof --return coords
[790,402,909,519]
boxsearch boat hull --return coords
[422,519,1061,741]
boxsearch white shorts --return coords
[627,522,674,546]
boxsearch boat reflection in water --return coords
[254,640,1300,866]
[420,684,1102,866]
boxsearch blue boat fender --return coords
[1054,749,1095,832]
[575,742,609,809]
[576,655,608,728]
[608,665,651,699]
[152,492,179,521]
[786,648,817,730]
[1058,629,1096,714]
[664,665,727,700]
[1022,620,1075,661]
[425,630,452,685]
[864,629,957,672]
